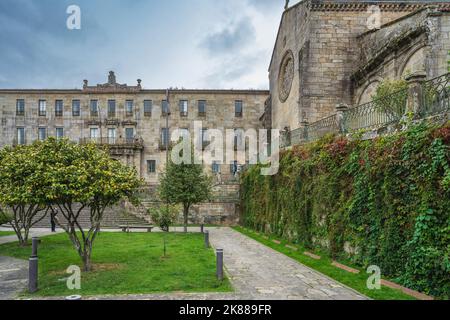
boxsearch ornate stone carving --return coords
[278,50,294,103]
[82,71,142,93]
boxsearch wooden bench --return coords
[119,225,154,233]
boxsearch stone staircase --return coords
[31,203,150,229]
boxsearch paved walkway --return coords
[0,256,28,300]
[208,228,367,300]
[0,228,64,245]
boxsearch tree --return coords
[158,154,212,233]
[148,204,180,232]
[0,145,50,246]
[37,138,142,271]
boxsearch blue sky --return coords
[0,0,287,90]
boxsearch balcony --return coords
[80,137,144,149]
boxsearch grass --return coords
[0,231,16,237]
[0,232,231,297]
[233,226,416,300]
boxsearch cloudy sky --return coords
[0,0,289,90]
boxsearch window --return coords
[16,128,25,145]
[180,128,190,139]
[125,128,134,142]
[16,99,25,116]
[235,100,243,117]
[212,162,220,173]
[90,100,99,117]
[162,100,169,115]
[107,128,116,144]
[144,100,152,117]
[108,100,116,118]
[38,127,47,141]
[55,128,64,140]
[179,100,188,117]
[234,129,243,150]
[39,100,46,116]
[198,100,206,116]
[72,100,81,117]
[147,160,156,174]
[126,100,134,116]
[90,128,99,140]
[161,128,169,148]
[55,100,63,117]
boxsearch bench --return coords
[119,225,154,233]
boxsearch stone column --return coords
[405,72,427,117]
[300,119,309,142]
[336,103,349,134]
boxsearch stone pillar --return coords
[336,103,349,134]
[281,126,291,148]
[405,72,427,117]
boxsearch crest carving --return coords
[278,50,294,103]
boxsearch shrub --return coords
[149,205,180,232]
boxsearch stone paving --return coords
[0,227,367,300]
[0,256,28,300]
[208,227,367,300]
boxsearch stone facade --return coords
[268,0,450,132]
[0,73,268,225]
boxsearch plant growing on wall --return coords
[372,79,408,121]
[240,121,450,299]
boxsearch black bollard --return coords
[200,224,204,234]
[29,237,39,293]
[216,249,224,281]
[204,230,210,248]
[31,237,39,258]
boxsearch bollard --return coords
[216,249,224,281]
[204,230,210,248]
[29,237,39,293]
[28,257,38,293]
[31,237,39,258]
[200,224,204,234]
[66,295,82,301]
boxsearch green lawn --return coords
[0,232,231,297]
[0,231,16,237]
[234,226,415,300]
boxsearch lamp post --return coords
[165,89,171,232]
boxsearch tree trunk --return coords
[183,204,189,233]
[82,252,91,272]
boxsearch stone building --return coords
[0,72,268,225]
[268,0,450,132]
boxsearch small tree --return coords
[148,204,180,232]
[158,154,212,233]
[38,139,142,271]
[0,145,50,246]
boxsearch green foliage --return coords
[148,205,180,232]
[241,122,450,299]
[372,79,408,120]
[0,209,12,226]
[158,149,212,232]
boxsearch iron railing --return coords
[344,87,408,132]
[282,72,450,148]
[420,73,450,118]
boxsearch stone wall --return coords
[269,0,450,132]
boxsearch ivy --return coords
[241,121,450,299]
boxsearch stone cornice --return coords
[0,89,269,95]
[309,1,450,12]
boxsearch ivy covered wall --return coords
[240,122,450,298]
